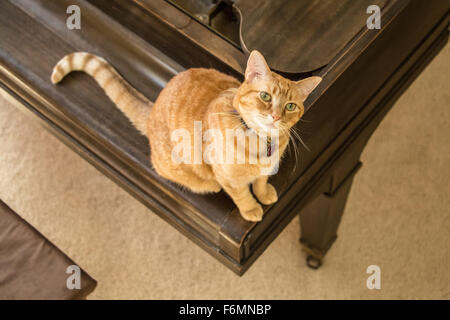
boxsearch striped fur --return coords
[51,52,151,134]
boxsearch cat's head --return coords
[235,51,321,136]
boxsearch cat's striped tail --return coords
[51,52,151,134]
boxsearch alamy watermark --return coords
[366,265,381,290]
[66,265,81,290]
[66,5,81,30]
[367,5,381,30]
[65,4,382,32]
[65,5,382,32]
[170,121,280,175]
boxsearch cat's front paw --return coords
[240,204,264,222]
[254,183,278,205]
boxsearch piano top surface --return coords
[234,0,390,73]
[167,0,389,73]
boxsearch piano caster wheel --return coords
[306,255,322,270]
[301,240,324,270]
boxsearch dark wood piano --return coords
[0,0,448,275]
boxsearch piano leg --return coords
[299,163,361,269]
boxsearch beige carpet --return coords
[0,44,448,300]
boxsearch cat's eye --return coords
[285,103,297,111]
[260,91,272,102]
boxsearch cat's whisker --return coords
[290,125,311,136]
[277,124,298,164]
[289,127,310,152]
[287,130,299,172]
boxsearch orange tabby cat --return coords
[52,51,321,221]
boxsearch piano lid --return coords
[234,0,389,74]
[166,0,389,74]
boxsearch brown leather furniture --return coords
[0,200,96,299]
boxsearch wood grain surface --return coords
[235,0,389,73]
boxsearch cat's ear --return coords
[245,50,271,83]
[295,76,322,101]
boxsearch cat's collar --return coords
[230,109,275,157]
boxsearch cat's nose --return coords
[271,114,281,122]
